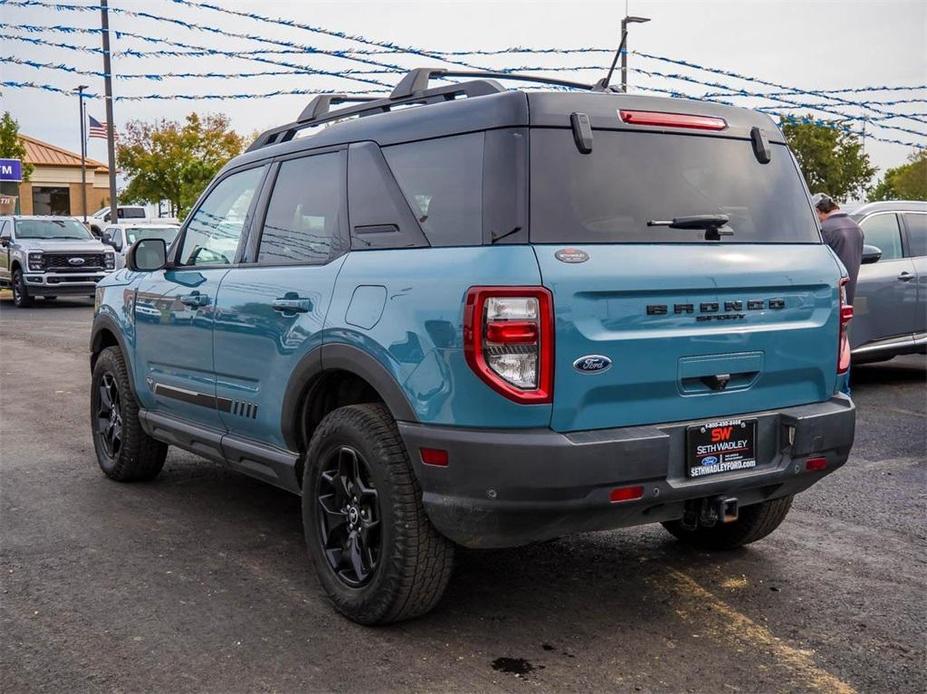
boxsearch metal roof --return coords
[19,134,109,171]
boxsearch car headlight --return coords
[104,253,115,270]
[27,252,44,271]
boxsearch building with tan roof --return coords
[2,135,111,216]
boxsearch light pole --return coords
[620,15,650,93]
[76,85,89,222]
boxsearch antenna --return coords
[596,15,651,92]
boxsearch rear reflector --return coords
[609,485,644,503]
[619,109,727,131]
[806,457,828,471]
[420,448,449,467]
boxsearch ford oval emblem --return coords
[555,247,589,263]
[68,257,86,266]
[573,355,612,374]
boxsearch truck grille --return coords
[43,253,105,271]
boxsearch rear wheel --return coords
[91,346,167,481]
[302,403,454,624]
[11,269,32,307]
[662,496,794,550]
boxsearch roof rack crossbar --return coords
[247,79,505,152]
[389,68,597,99]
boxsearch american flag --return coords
[88,115,111,139]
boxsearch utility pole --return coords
[76,85,89,223]
[620,15,651,93]
[99,0,118,224]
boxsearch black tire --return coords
[662,496,794,550]
[90,346,167,482]
[11,269,32,308]
[302,403,454,625]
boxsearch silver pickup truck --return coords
[0,216,115,307]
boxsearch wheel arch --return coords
[282,343,418,474]
[89,315,139,398]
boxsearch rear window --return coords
[121,208,146,219]
[530,130,819,244]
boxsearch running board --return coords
[139,410,302,495]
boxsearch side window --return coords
[860,214,903,261]
[179,166,266,266]
[257,153,345,265]
[382,132,484,246]
[903,213,926,257]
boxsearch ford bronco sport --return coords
[90,68,856,624]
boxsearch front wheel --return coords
[662,496,794,550]
[11,269,32,307]
[91,346,167,481]
[302,404,454,624]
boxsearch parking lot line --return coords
[658,568,856,694]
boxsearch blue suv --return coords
[90,69,856,624]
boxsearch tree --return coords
[780,115,876,202]
[0,112,33,181]
[869,149,927,201]
[117,113,244,218]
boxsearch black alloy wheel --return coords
[316,445,381,587]
[95,372,123,459]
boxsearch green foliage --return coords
[117,113,244,218]
[869,149,927,201]
[780,115,876,202]
[0,112,33,181]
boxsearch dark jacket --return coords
[821,212,864,304]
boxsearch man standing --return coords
[812,193,863,395]
[812,193,864,304]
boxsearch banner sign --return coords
[0,159,23,182]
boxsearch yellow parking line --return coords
[658,568,856,694]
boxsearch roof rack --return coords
[247,67,606,152]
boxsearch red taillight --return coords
[464,287,554,404]
[420,448,449,467]
[838,278,853,374]
[610,485,644,503]
[619,109,727,131]
[806,457,828,471]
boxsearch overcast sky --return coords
[1,0,924,178]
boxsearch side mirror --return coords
[862,244,882,265]
[126,238,167,272]
[0,236,10,248]
[113,240,123,252]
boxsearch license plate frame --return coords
[686,418,758,479]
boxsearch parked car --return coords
[90,69,856,624]
[100,222,181,269]
[0,215,115,306]
[848,201,927,362]
[87,205,179,236]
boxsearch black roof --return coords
[222,68,783,177]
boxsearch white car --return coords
[101,222,181,269]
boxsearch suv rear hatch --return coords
[529,117,841,433]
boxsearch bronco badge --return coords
[573,355,612,373]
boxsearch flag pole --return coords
[76,85,89,223]
[100,0,118,224]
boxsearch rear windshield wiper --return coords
[647,214,733,241]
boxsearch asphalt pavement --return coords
[1,297,925,693]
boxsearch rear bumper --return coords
[399,396,855,548]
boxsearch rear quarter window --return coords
[903,213,926,257]
[382,132,484,246]
[530,129,820,244]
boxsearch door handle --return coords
[179,291,209,307]
[272,296,312,314]
[897,271,914,282]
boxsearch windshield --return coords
[126,226,179,245]
[530,130,819,244]
[15,218,94,240]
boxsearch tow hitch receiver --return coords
[682,496,740,529]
